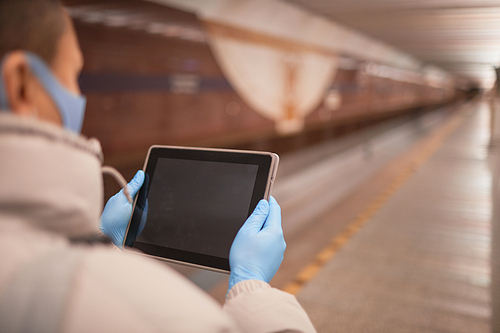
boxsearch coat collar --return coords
[0,113,104,237]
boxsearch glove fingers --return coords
[241,199,269,232]
[126,170,145,198]
[263,196,282,231]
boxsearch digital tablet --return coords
[123,145,279,272]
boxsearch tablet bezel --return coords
[123,145,279,273]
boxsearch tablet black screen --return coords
[124,147,275,271]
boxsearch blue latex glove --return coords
[228,196,286,293]
[100,170,145,248]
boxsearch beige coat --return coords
[0,113,316,333]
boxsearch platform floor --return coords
[296,101,493,332]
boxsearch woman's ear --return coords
[2,51,34,117]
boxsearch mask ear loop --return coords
[101,165,133,203]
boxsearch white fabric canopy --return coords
[206,29,338,134]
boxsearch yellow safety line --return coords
[283,108,467,295]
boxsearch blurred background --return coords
[62,0,482,198]
[63,1,500,331]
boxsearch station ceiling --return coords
[283,0,500,88]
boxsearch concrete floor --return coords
[297,100,492,332]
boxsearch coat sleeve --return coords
[222,280,317,333]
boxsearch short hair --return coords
[0,0,65,65]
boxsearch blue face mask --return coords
[0,52,87,134]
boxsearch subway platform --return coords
[167,100,496,332]
[292,100,493,332]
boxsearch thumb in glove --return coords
[100,170,145,248]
